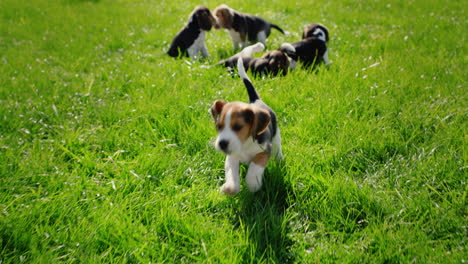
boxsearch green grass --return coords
[0,0,466,263]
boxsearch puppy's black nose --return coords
[218,140,229,151]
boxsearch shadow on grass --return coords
[234,161,295,263]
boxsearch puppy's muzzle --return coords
[218,139,229,153]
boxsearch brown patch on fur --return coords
[230,110,253,142]
[254,108,270,136]
[210,100,227,123]
[212,102,271,143]
[190,6,217,31]
[220,102,253,142]
[214,5,233,29]
[261,50,290,76]
[252,152,269,167]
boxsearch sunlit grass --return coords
[0,0,465,263]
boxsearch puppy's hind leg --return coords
[272,131,283,160]
[256,31,267,47]
[323,49,330,66]
[187,45,198,60]
[201,43,209,58]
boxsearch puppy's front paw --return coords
[246,163,265,192]
[246,176,262,192]
[221,183,240,195]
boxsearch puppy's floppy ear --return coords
[210,100,227,123]
[196,8,215,31]
[195,11,204,28]
[221,7,233,27]
[243,107,271,137]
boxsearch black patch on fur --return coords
[288,37,327,68]
[167,6,213,58]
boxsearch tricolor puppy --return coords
[167,6,216,59]
[217,42,266,67]
[213,4,288,49]
[210,57,283,195]
[218,42,295,76]
[302,23,330,42]
[280,24,330,68]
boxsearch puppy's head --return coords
[279,43,297,69]
[189,6,216,31]
[210,100,270,154]
[213,4,234,29]
[261,50,291,76]
[302,23,329,42]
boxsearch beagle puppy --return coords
[167,6,216,59]
[302,23,329,42]
[210,57,283,195]
[280,24,330,68]
[213,4,288,49]
[217,42,296,76]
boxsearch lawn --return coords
[0,0,466,263]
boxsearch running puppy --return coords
[167,6,216,59]
[280,24,330,68]
[213,4,288,49]
[210,57,283,195]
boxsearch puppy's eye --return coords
[216,124,223,130]
[232,124,243,132]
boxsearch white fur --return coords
[221,155,240,195]
[323,49,330,66]
[279,43,297,70]
[217,124,282,193]
[232,137,269,163]
[215,57,282,194]
[256,31,267,46]
[239,42,265,57]
[313,28,327,42]
[246,163,265,192]
[237,57,249,81]
[216,110,270,194]
[289,59,297,69]
[215,110,242,155]
[215,109,269,163]
[187,31,209,59]
[219,137,270,194]
[228,29,243,49]
[280,43,295,54]
[271,128,283,159]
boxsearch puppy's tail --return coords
[270,23,290,36]
[237,57,260,103]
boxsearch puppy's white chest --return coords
[234,140,266,164]
[187,31,205,57]
[194,31,206,46]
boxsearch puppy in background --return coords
[280,23,330,68]
[167,6,216,59]
[302,23,329,41]
[210,57,283,195]
[217,42,296,76]
[213,4,288,49]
